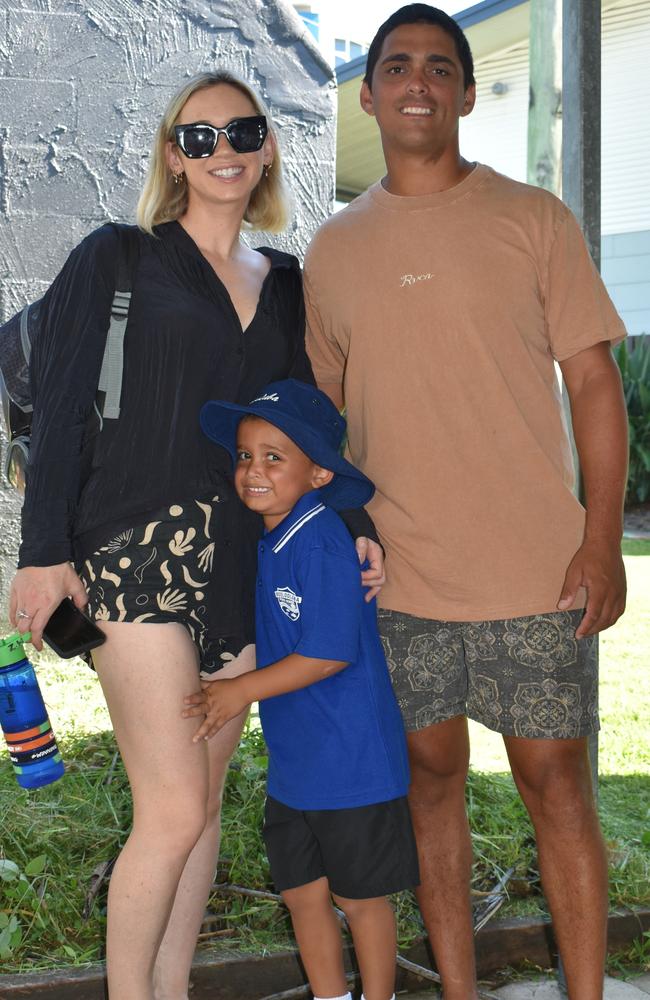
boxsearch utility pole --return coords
[562,0,601,267]
[561,0,602,767]
[560,2,602,991]
[527,5,602,991]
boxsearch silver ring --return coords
[16,609,32,620]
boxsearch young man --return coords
[187,379,420,1000]
[304,5,628,999]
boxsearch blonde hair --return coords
[136,71,290,234]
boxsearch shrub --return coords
[614,334,650,504]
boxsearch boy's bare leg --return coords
[282,878,348,998]
[332,893,396,1000]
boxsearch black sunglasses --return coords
[174,116,268,158]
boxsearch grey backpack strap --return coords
[20,302,33,366]
[97,289,130,419]
[96,224,138,420]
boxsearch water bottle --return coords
[0,633,64,789]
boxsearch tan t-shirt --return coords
[304,164,626,622]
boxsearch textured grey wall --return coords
[0,0,336,615]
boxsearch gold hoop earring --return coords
[173,171,184,185]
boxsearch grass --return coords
[0,545,648,973]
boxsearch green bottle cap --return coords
[0,633,32,669]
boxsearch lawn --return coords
[0,543,648,971]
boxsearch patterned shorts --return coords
[77,497,254,676]
[377,609,599,739]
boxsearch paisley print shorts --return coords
[77,497,253,676]
[377,609,599,738]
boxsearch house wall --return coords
[459,0,650,337]
[602,231,650,337]
[0,0,336,616]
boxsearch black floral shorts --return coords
[77,496,254,676]
[378,609,599,739]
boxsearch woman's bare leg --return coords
[152,645,256,1000]
[92,621,211,1000]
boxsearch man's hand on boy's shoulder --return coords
[183,676,251,742]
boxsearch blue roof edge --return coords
[335,0,527,83]
[456,0,527,29]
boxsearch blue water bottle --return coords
[0,633,65,789]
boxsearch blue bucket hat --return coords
[200,379,374,511]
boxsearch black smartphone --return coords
[42,598,106,659]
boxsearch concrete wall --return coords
[0,0,336,617]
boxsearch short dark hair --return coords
[363,4,475,90]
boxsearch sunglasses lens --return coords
[180,126,217,158]
[227,117,267,153]
[175,117,267,157]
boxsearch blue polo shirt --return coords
[255,490,410,811]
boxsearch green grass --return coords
[0,547,648,972]
[621,538,650,557]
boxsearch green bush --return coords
[614,334,650,504]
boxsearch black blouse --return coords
[19,221,313,567]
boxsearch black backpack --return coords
[0,224,138,493]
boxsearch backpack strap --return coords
[97,224,139,420]
[20,301,33,368]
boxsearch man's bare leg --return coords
[407,715,478,999]
[505,735,608,1000]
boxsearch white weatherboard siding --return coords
[601,0,650,236]
[459,42,529,183]
[459,0,650,234]
[601,0,650,335]
[458,0,650,336]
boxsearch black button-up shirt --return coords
[19,221,313,567]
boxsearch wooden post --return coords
[527,0,562,193]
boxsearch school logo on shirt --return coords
[274,586,302,621]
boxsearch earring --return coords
[263,163,272,178]
[173,171,184,185]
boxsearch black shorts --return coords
[263,795,420,900]
[76,495,257,675]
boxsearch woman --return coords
[10,72,382,1000]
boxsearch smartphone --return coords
[42,598,106,659]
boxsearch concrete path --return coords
[490,973,650,998]
[402,972,650,998]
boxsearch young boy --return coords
[185,378,419,1000]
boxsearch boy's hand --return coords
[183,677,251,742]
